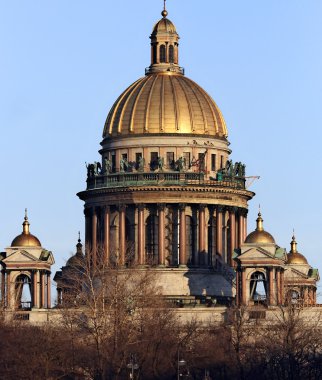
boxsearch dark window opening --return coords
[166,152,175,170]
[160,45,166,63]
[169,45,174,63]
[211,154,216,171]
[150,152,158,171]
[152,45,157,64]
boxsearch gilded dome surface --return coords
[103,73,227,138]
[245,212,276,244]
[245,230,275,244]
[152,17,177,34]
[11,233,41,247]
[11,211,41,247]
[287,252,308,265]
[286,235,308,264]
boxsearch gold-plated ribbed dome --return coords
[245,212,275,244]
[11,210,41,247]
[102,6,227,140]
[287,234,308,265]
[103,73,227,138]
[152,17,177,34]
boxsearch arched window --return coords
[169,45,174,63]
[160,45,166,63]
[152,45,157,64]
[15,274,32,310]
[146,214,159,265]
[250,271,267,303]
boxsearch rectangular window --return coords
[150,152,158,171]
[111,153,116,173]
[198,152,205,172]
[211,154,216,171]
[220,155,224,169]
[166,152,175,170]
[122,153,128,161]
[183,152,190,169]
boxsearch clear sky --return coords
[1,1,322,298]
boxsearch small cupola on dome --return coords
[245,211,276,244]
[11,209,41,247]
[287,234,308,265]
[147,1,182,75]
[66,232,84,267]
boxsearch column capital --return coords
[118,204,127,212]
[216,205,224,213]
[103,205,110,213]
[238,208,248,217]
[227,206,238,214]
[157,203,166,211]
[138,204,145,211]
[179,203,186,211]
[199,204,206,212]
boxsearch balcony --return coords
[86,172,246,191]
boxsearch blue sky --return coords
[1,1,322,297]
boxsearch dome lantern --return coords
[147,1,182,75]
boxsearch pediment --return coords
[285,266,309,280]
[238,247,280,262]
[2,249,38,263]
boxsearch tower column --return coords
[41,271,46,308]
[216,206,223,258]
[269,268,274,305]
[229,208,236,266]
[280,269,284,304]
[104,206,110,265]
[47,273,51,308]
[238,210,244,247]
[198,205,206,266]
[119,205,126,266]
[179,204,186,266]
[158,204,165,266]
[84,208,91,253]
[241,268,246,305]
[236,270,240,306]
[91,207,98,266]
[1,271,5,306]
[276,269,281,305]
[6,272,11,308]
[138,204,145,265]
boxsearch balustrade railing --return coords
[86,172,246,190]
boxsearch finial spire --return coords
[256,209,264,231]
[78,231,81,243]
[290,230,298,253]
[161,0,168,17]
[22,208,30,235]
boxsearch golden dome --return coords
[287,235,308,265]
[103,73,227,138]
[152,17,177,34]
[245,212,275,244]
[11,210,41,247]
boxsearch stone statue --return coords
[120,158,125,172]
[241,164,246,177]
[158,156,164,171]
[93,161,101,176]
[177,156,185,172]
[138,156,145,172]
[86,162,95,178]
[104,158,112,174]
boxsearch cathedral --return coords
[0,4,319,322]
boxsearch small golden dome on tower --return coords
[287,234,308,265]
[152,17,176,34]
[11,209,41,247]
[245,211,275,244]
